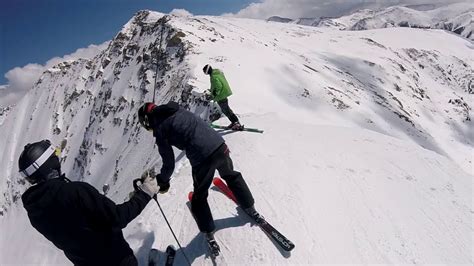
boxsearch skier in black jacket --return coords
[137,101,262,254]
[19,139,159,266]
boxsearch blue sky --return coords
[0,0,254,84]
[0,0,464,91]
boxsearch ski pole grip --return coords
[133,178,142,192]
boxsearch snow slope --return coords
[1,11,473,265]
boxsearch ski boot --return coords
[244,206,265,224]
[227,121,244,131]
[205,232,220,257]
[148,248,160,266]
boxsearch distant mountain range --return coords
[267,3,474,40]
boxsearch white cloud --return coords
[4,64,45,93]
[170,8,193,17]
[1,42,109,107]
[230,0,469,19]
[46,43,108,66]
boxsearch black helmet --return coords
[18,139,61,184]
[202,64,212,75]
[138,102,157,131]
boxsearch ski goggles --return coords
[19,145,61,178]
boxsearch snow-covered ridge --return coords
[1,10,473,265]
[268,3,474,40]
[267,16,293,23]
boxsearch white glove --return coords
[140,176,160,198]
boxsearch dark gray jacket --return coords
[151,102,224,183]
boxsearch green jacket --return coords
[210,69,232,102]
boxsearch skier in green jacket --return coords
[203,64,243,130]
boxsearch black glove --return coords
[204,91,213,101]
[158,182,170,194]
[155,174,170,194]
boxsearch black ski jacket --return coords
[151,102,224,183]
[22,177,151,266]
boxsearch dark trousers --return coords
[118,255,138,266]
[217,98,239,124]
[190,144,254,233]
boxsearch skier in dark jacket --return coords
[137,101,261,254]
[19,139,159,266]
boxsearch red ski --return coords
[212,177,238,203]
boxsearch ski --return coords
[210,124,264,133]
[212,178,238,203]
[212,177,295,252]
[165,245,177,266]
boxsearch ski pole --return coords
[153,195,192,266]
[133,179,192,266]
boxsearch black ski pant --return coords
[190,143,254,233]
[118,255,138,266]
[217,98,239,124]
